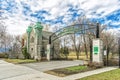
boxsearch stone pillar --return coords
[26,34,30,53]
[26,26,32,54]
[37,45,41,60]
[34,22,43,61]
[34,44,38,60]
[34,30,39,60]
[92,39,103,63]
[47,44,50,61]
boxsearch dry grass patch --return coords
[4,59,36,64]
[68,56,89,60]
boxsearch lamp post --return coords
[96,23,100,38]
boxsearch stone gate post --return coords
[92,39,103,63]
[47,44,50,61]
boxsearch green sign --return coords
[93,46,99,54]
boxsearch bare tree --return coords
[0,21,7,36]
[0,21,9,56]
[77,16,89,59]
[100,31,117,65]
[10,35,22,58]
[0,21,7,48]
[70,34,82,59]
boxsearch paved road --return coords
[20,60,84,71]
[0,60,117,80]
[0,60,83,80]
[0,60,65,80]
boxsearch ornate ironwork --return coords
[49,23,99,44]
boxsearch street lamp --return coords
[96,23,100,38]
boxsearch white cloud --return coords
[111,22,120,25]
[2,17,31,35]
[106,28,120,36]
[1,0,120,35]
[81,0,120,18]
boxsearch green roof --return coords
[27,26,32,33]
[34,22,43,29]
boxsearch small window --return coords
[31,37,34,43]
[31,48,33,51]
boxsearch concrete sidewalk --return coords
[0,60,117,80]
[62,67,117,80]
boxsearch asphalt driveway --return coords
[20,60,84,71]
[0,59,84,80]
[0,60,117,80]
[0,60,61,80]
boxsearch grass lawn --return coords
[44,65,94,77]
[60,52,90,60]
[65,66,87,71]
[78,69,120,80]
[68,56,89,60]
[61,51,113,60]
[4,59,36,64]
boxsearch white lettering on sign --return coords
[93,40,99,46]
[104,50,107,55]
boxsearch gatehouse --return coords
[22,22,60,61]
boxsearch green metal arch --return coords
[49,23,99,44]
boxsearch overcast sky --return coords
[0,0,120,35]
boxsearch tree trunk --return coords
[65,54,68,59]
[76,52,79,60]
[106,47,110,66]
[90,40,93,62]
[83,35,88,59]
